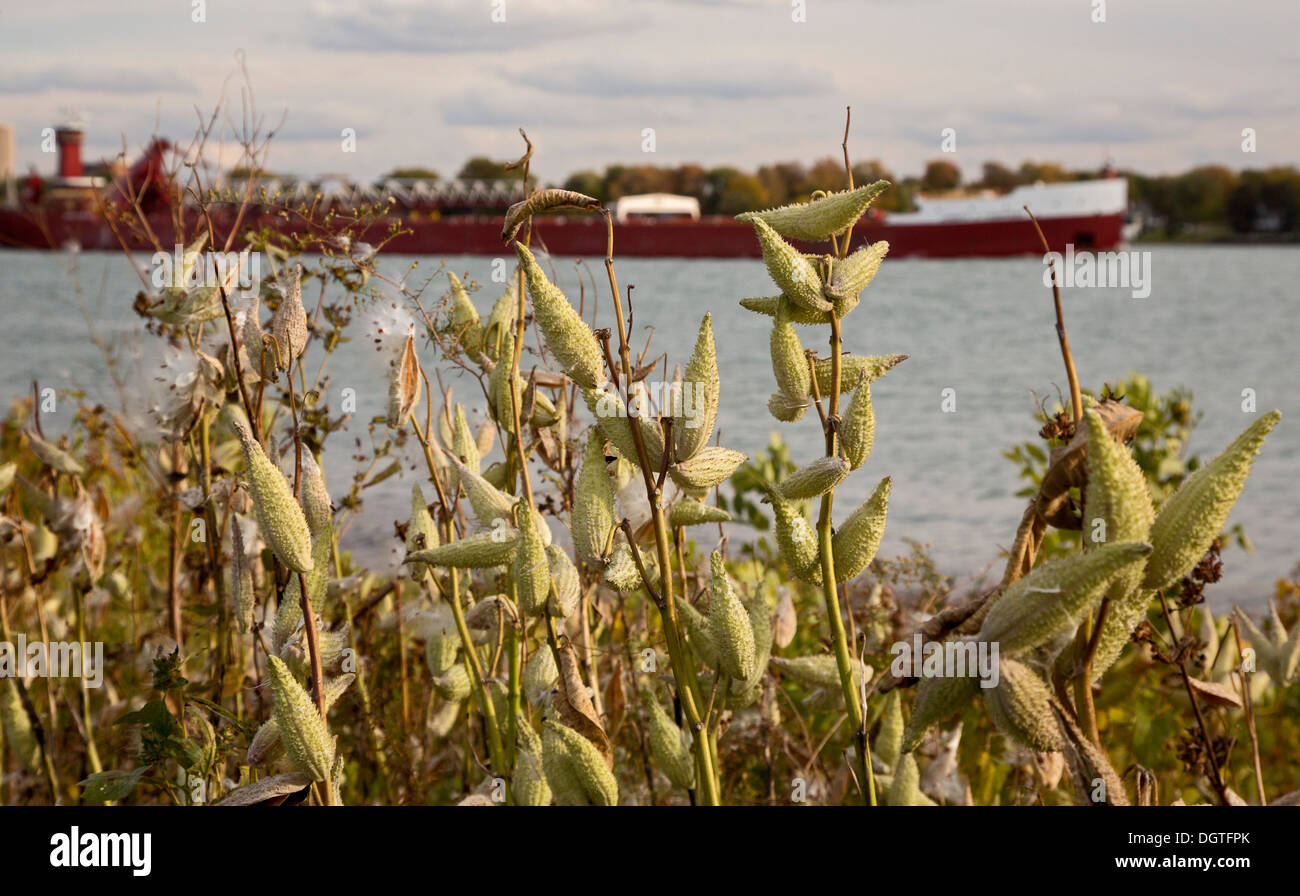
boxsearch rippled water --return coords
[4,245,1297,608]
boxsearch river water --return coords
[3,245,1296,608]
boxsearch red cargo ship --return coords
[0,126,1127,259]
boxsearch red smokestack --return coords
[56,126,83,178]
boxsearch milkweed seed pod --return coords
[1143,410,1280,592]
[229,517,255,634]
[426,631,459,678]
[770,654,871,692]
[766,488,821,583]
[269,264,308,370]
[270,585,304,657]
[25,430,86,476]
[668,497,732,527]
[573,432,617,566]
[840,377,875,470]
[280,524,332,615]
[602,539,651,593]
[739,295,831,326]
[767,391,809,423]
[501,189,602,242]
[1235,605,1300,685]
[546,544,581,617]
[643,688,695,790]
[831,476,891,582]
[513,503,552,616]
[812,353,908,398]
[386,329,421,428]
[980,541,1152,658]
[824,241,889,318]
[482,281,517,362]
[249,673,353,767]
[729,590,773,708]
[582,386,665,471]
[298,451,333,538]
[449,456,517,531]
[901,671,979,753]
[446,271,484,359]
[737,181,889,241]
[404,483,439,570]
[876,690,904,771]
[1,680,38,771]
[542,719,618,806]
[985,658,1064,752]
[516,244,606,390]
[524,645,559,707]
[241,292,266,376]
[777,455,850,500]
[676,596,719,667]
[888,753,935,806]
[707,552,756,681]
[514,731,553,806]
[668,446,748,491]
[675,314,720,462]
[432,663,472,701]
[266,656,335,782]
[750,218,830,313]
[451,404,480,472]
[0,461,14,493]
[233,423,313,573]
[770,308,812,404]
[406,528,519,569]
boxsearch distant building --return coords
[0,123,14,205]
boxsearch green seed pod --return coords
[669,497,732,527]
[516,244,606,390]
[432,663,472,701]
[229,519,255,634]
[446,271,484,359]
[546,543,581,617]
[542,719,618,806]
[572,432,617,567]
[888,753,935,806]
[770,654,870,692]
[668,447,748,491]
[707,552,756,681]
[777,455,850,500]
[406,528,519,569]
[425,630,459,677]
[266,656,335,781]
[675,314,720,462]
[248,673,353,766]
[750,218,830,313]
[299,451,333,537]
[676,597,718,667]
[234,423,314,574]
[512,503,551,616]
[524,646,559,706]
[1,680,38,771]
[482,281,517,363]
[603,539,656,593]
[767,488,821,583]
[1143,410,1280,592]
[985,658,1064,752]
[269,264,308,369]
[582,387,664,472]
[643,689,695,790]
[901,672,979,753]
[770,310,812,403]
[876,690,904,771]
[405,482,439,560]
[514,726,552,806]
[831,476,891,582]
[729,590,773,708]
[979,541,1153,657]
[840,378,875,470]
[812,354,908,398]
[824,241,889,318]
[737,181,889,241]
[451,404,480,472]
[739,295,830,326]
[449,456,517,531]
[768,391,809,423]
[241,292,266,377]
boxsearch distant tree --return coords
[384,167,440,180]
[457,157,515,180]
[699,167,741,213]
[612,165,675,197]
[976,162,1019,192]
[1017,161,1070,184]
[672,163,708,199]
[715,173,769,215]
[563,170,606,201]
[757,162,805,206]
[805,157,850,193]
[921,159,961,192]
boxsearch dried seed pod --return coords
[386,329,421,428]
[770,654,871,692]
[229,518,255,634]
[233,423,313,574]
[446,271,484,358]
[830,476,891,582]
[266,656,335,781]
[524,646,559,706]
[668,446,748,491]
[668,497,731,527]
[739,295,830,326]
[502,189,602,242]
[675,314,720,462]
[572,432,617,566]
[406,528,519,569]
[751,218,830,313]
[516,244,606,390]
[985,658,1064,752]
[978,541,1153,657]
[1143,410,1280,592]
[901,672,979,753]
[269,264,307,370]
[768,391,809,423]
[812,353,908,397]
[823,241,889,317]
[840,377,875,470]
[546,544,581,617]
[241,292,266,376]
[432,664,472,701]
[777,456,850,500]
[770,309,812,404]
[767,488,821,583]
[24,430,85,476]
[299,451,333,538]
[542,719,618,806]
[513,504,551,616]
[642,688,695,790]
[707,552,756,681]
[737,181,889,241]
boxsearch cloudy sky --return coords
[2,0,1297,183]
